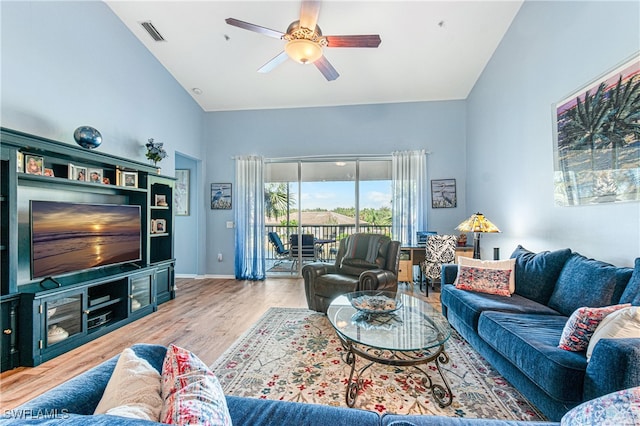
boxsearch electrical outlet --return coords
[217,253,223,262]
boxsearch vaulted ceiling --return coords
[106,1,523,112]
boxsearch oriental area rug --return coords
[210,307,546,421]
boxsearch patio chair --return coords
[290,234,317,269]
[268,232,290,267]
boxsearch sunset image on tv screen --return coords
[31,201,141,279]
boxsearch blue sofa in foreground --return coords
[2,344,556,426]
[5,343,639,425]
[441,246,640,421]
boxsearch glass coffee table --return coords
[327,290,453,408]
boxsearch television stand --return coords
[0,127,176,370]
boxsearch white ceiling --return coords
[105,0,523,112]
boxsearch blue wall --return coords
[3,1,637,277]
[1,1,204,173]
[466,0,639,265]
[1,1,207,274]
[204,101,468,275]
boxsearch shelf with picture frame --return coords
[0,126,177,371]
[147,174,175,269]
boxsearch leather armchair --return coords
[302,233,401,313]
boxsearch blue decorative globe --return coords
[73,126,102,149]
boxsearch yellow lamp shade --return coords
[456,212,500,233]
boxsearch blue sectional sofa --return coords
[2,344,556,426]
[440,246,640,422]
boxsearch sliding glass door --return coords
[265,158,391,277]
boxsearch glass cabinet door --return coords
[45,295,82,347]
[130,275,152,312]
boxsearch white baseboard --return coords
[200,274,236,279]
[175,273,198,279]
[176,274,237,280]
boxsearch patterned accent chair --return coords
[302,233,401,313]
[421,235,458,295]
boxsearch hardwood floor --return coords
[0,277,438,410]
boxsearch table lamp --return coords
[455,212,500,259]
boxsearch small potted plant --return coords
[145,138,167,168]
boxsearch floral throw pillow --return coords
[455,265,512,297]
[160,344,232,426]
[558,304,631,352]
[561,386,640,425]
[457,257,516,293]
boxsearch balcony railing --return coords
[265,225,392,262]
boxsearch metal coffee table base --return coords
[339,335,453,408]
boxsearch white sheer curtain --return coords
[391,150,428,246]
[234,155,265,280]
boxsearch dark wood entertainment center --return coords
[0,127,176,370]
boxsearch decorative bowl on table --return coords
[347,291,402,314]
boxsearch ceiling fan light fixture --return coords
[285,39,323,64]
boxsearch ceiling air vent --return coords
[140,21,166,42]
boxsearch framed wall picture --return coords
[553,53,640,206]
[211,183,232,210]
[175,169,190,216]
[24,154,44,176]
[431,179,457,208]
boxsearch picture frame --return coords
[155,194,168,207]
[151,218,167,234]
[121,171,138,188]
[24,154,44,176]
[431,179,457,208]
[211,183,232,210]
[68,163,87,181]
[17,152,24,173]
[553,53,640,206]
[175,169,190,216]
[87,168,103,184]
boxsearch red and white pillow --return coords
[558,304,631,352]
[586,306,640,361]
[455,258,516,297]
[161,344,232,426]
[96,345,231,425]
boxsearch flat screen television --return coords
[30,200,142,279]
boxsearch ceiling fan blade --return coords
[257,51,289,73]
[225,18,284,39]
[325,35,382,48]
[299,0,321,31]
[314,55,339,81]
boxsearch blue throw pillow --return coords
[548,253,634,317]
[619,258,640,306]
[510,245,572,305]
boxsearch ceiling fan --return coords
[225,0,381,81]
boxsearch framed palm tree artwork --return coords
[553,52,639,206]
